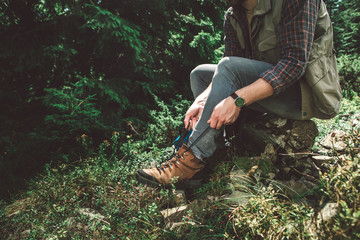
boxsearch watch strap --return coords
[230,92,238,100]
[230,92,245,107]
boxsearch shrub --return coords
[337,54,360,99]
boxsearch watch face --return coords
[235,97,245,107]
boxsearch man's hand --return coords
[206,78,274,130]
[207,97,240,130]
[184,100,205,130]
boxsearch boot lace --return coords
[156,123,210,174]
[156,152,189,173]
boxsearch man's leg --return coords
[190,64,217,98]
[137,57,302,188]
[188,57,302,160]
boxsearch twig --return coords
[127,121,141,136]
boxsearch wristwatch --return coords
[230,92,245,108]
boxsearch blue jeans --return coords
[187,57,302,160]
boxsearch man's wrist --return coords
[195,96,207,105]
[230,92,246,108]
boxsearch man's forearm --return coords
[234,78,274,106]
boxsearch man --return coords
[136,0,341,188]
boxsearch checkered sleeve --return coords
[260,0,321,95]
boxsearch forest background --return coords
[0,0,359,238]
[0,0,359,200]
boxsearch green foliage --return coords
[337,54,360,98]
[190,30,224,63]
[229,188,315,239]
[326,0,360,55]
[318,129,360,239]
[0,0,227,198]
[0,96,190,239]
[1,0,359,238]
[144,94,192,150]
[313,94,360,145]
[0,89,360,239]
[43,79,105,135]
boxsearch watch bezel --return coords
[230,92,245,108]
[235,96,245,107]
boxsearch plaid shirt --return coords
[224,0,321,95]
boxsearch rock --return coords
[283,167,291,174]
[318,203,338,221]
[282,179,312,198]
[223,189,251,206]
[79,208,104,220]
[263,144,277,162]
[161,205,187,223]
[161,197,217,227]
[78,208,108,225]
[311,155,335,171]
[239,114,318,154]
[20,230,30,239]
[169,190,187,207]
[270,117,287,128]
[312,155,335,162]
[320,130,347,151]
[267,172,276,179]
[286,120,319,153]
[169,221,196,232]
[223,166,257,205]
[264,143,276,155]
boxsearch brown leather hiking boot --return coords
[136,144,205,189]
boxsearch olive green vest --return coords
[229,0,342,119]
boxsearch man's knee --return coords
[212,57,236,86]
[190,64,215,96]
[216,57,233,72]
[217,57,231,67]
[190,65,203,85]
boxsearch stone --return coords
[239,114,318,154]
[317,203,338,221]
[78,208,105,221]
[169,190,187,207]
[271,117,288,128]
[267,172,276,179]
[283,167,291,174]
[264,143,276,155]
[229,167,252,189]
[168,221,196,234]
[320,130,347,151]
[161,205,187,223]
[282,179,312,198]
[223,189,251,206]
[161,197,216,226]
[312,155,335,162]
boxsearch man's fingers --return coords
[207,118,223,130]
[184,110,195,129]
[216,118,225,130]
[207,113,220,129]
[189,119,195,130]
[184,115,190,129]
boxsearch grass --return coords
[0,95,359,239]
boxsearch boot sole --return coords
[136,171,202,190]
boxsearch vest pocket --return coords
[258,34,277,52]
[257,34,279,64]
